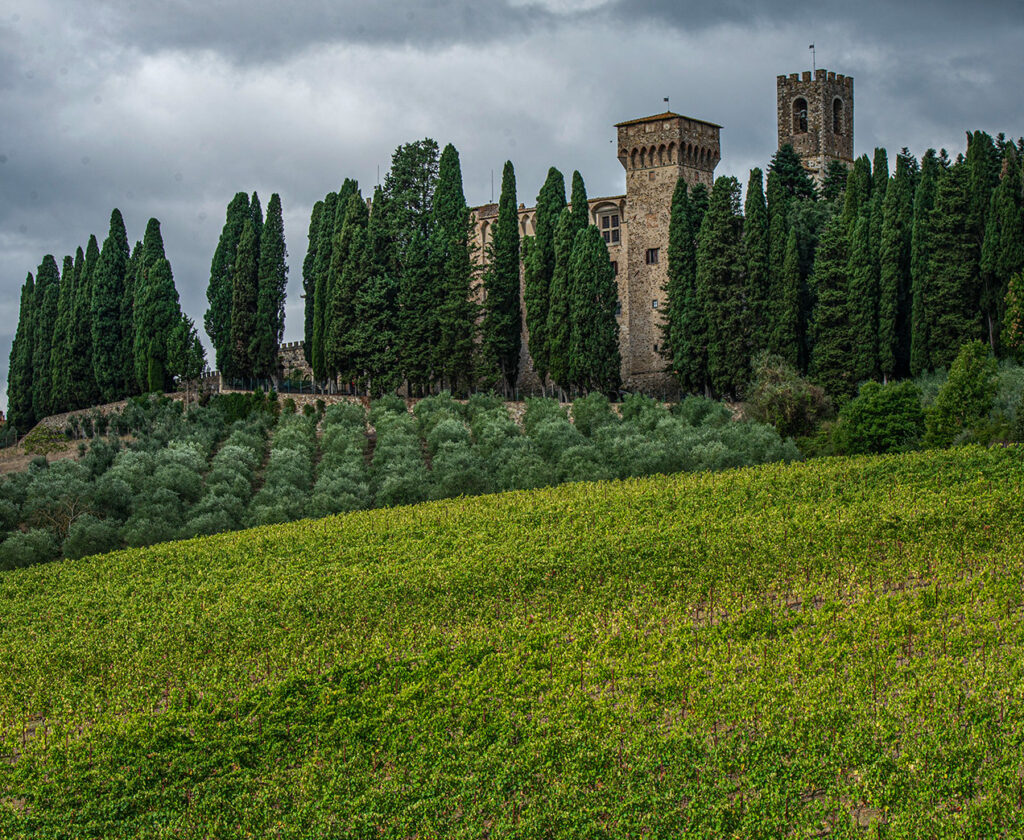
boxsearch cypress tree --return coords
[965,130,1000,249]
[768,144,816,200]
[249,192,264,244]
[820,160,849,203]
[482,161,522,395]
[569,226,620,394]
[50,255,75,414]
[32,255,61,420]
[91,209,130,402]
[205,192,250,374]
[547,207,577,393]
[350,187,400,395]
[766,169,789,295]
[743,168,770,346]
[841,155,873,231]
[980,149,1024,353]
[326,194,369,382]
[398,229,437,392]
[689,183,710,231]
[663,177,705,393]
[847,215,879,384]
[431,143,476,393]
[809,214,854,399]
[925,161,984,369]
[696,176,748,398]
[134,257,182,392]
[7,274,36,432]
[122,241,141,395]
[310,191,339,385]
[910,150,942,375]
[230,218,260,379]
[524,167,566,388]
[570,171,589,232]
[251,193,288,381]
[169,316,206,405]
[67,238,100,409]
[773,229,802,369]
[878,151,916,380]
[301,199,323,366]
[132,219,169,391]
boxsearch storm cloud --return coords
[2,1,1022,410]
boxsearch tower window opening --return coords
[833,98,843,135]
[794,97,808,133]
[646,248,659,265]
[600,212,620,245]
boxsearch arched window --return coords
[667,142,676,164]
[833,98,843,135]
[658,144,666,166]
[794,98,808,133]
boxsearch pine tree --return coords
[7,274,36,432]
[134,258,183,392]
[847,215,879,384]
[132,219,169,391]
[326,194,369,382]
[980,149,1024,353]
[482,161,522,396]
[49,255,75,414]
[91,209,130,402]
[743,168,770,347]
[878,151,916,380]
[910,150,942,375]
[546,207,577,392]
[773,229,802,369]
[524,167,566,388]
[301,199,323,366]
[431,143,477,393]
[768,144,815,200]
[205,192,250,374]
[809,213,854,399]
[230,218,260,379]
[569,226,620,394]
[663,177,705,392]
[251,193,288,381]
[925,161,984,369]
[31,255,61,420]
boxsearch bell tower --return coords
[777,69,854,182]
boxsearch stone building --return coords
[777,69,854,182]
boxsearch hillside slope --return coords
[2,447,1023,837]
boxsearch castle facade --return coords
[472,68,853,393]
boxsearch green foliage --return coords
[524,167,566,386]
[63,514,121,560]
[846,215,879,383]
[768,144,816,200]
[251,193,289,379]
[22,426,66,456]
[878,151,917,381]
[809,214,854,400]
[743,168,770,347]
[744,352,832,439]
[0,528,58,571]
[924,340,999,447]
[7,273,36,432]
[230,217,261,378]
[569,226,621,394]
[570,392,617,437]
[1002,271,1024,361]
[663,177,705,392]
[546,207,577,391]
[206,192,250,373]
[832,380,925,455]
[981,149,1024,353]
[31,255,61,421]
[482,162,522,395]
[90,211,130,403]
[910,150,942,376]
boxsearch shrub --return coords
[429,443,493,500]
[23,426,67,455]
[0,498,19,533]
[302,403,316,418]
[426,417,470,456]
[523,398,565,435]
[557,444,613,483]
[529,417,585,463]
[571,393,617,437]
[924,341,999,448]
[620,394,668,432]
[832,381,925,455]
[63,515,121,560]
[282,398,297,415]
[744,352,833,438]
[0,528,59,570]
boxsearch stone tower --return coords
[777,69,854,181]
[615,112,721,388]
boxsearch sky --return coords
[2,0,1022,412]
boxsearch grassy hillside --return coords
[2,447,1023,837]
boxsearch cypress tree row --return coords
[696,176,748,398]
[7,274,36,432]
[205,192,250,374]
[482,161,522,395]
[662,177,706,393]
[251,193,288,381]
[743,168,770,345]
[980,149,1024,352]
[431,143,477,393]
[910,150,942,376]
[569,225,621,394]
[524,167,566,389]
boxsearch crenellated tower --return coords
[777,69,854,182]
[615,112,721,385]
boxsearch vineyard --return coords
[1,445,1023,836]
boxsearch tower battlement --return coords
[777,68,854,182]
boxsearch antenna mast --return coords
[809,44,816,74]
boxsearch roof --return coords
[615,111,723,130]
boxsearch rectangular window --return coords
[646,248,659,265]
[602,216,610,229]
[610,229,620,244]
[610,261,618,276]
[653,344,659,353]
[652,299,659,309]
[615,302,622,316]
